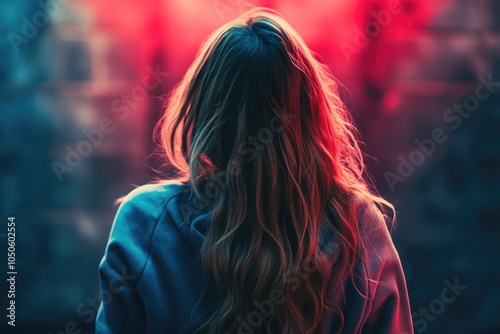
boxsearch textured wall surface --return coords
[351,2,500,333]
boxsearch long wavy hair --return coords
[155,7,394,334]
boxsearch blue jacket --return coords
[96,182,413,333]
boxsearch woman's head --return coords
[156,7,393,334]
[161,8,357,185]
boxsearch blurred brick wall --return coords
[350,1,500,333]
[1,1,160,332]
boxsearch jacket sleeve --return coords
[360,208,414,334]
[95,185,164,333]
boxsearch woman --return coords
[96,8,413,334]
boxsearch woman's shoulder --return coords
[358,201,393,240]
[118,181,186,210]
[109,181,187,241]
[355,201,409,305]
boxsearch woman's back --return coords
[96,182,412,333]
[96,8,413,334]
